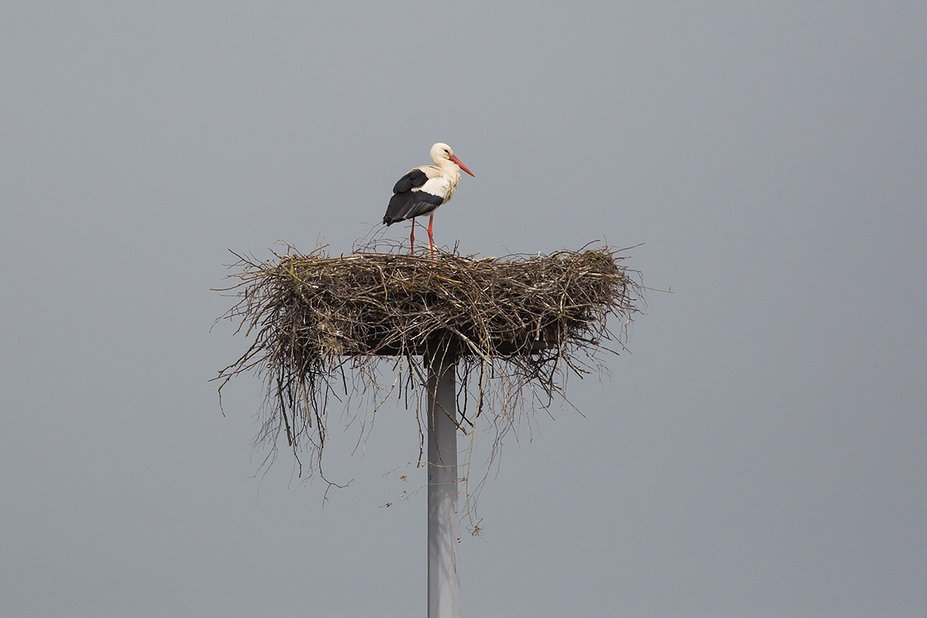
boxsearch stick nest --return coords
[215,244,643,477]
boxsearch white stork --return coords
[383,142,475,253]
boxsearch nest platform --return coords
[215,245,642,457]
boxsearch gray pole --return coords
[427,355,460,618]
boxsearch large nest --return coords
[215,244,642,479]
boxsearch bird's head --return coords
[431,142,475,177]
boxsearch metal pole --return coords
[427,355,460,618]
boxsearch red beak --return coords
[448,154,475,177]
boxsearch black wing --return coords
[392,169,428,194]
[383,169,443,224]
[383,191,443,225]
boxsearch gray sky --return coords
[3,2,926,616]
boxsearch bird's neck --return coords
[434,159,460,177]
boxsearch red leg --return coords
[409,220,415,254]
[427,214,435,254]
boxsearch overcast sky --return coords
[3,2,926,617]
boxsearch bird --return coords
[383,142,475,254]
